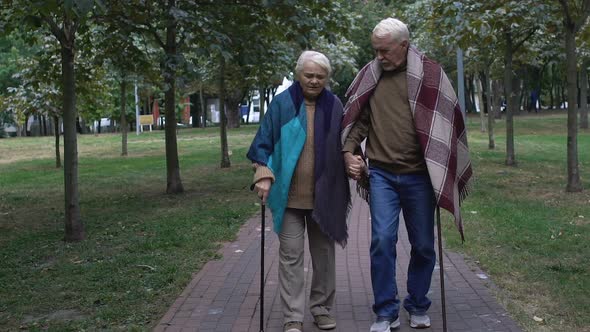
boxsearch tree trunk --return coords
[226,97,241,128]
[61,35,84,241]
[549,64,555,108]
[164,0,184,194]
[246,97,251,124]
[199,86,206,128]
[485,71,495,149]
[54,115,61,168]
[468,74,476,113]
[561,84,566,108]
[259,86,266,122]
[120,80,128,156]
[580,61,589,129]
[514,77,523,114]
[564,25,582,192]
[492,79,502,119]
[22,114,29,136]
[192,94,200,127]
[504,32,516,166]
[475,75,485,132]
[219,55,231,168]
[42,115,47,136]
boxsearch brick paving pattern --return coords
[155,190,522,332]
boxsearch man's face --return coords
[371,34,408,71]
[299,61,328,101]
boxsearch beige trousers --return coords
[279,208,335,323]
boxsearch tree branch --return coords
[178,29,186,50]
[558,0,574,27]
[144,21,166,49]
[41,14,66,45]
[574,0,590,31]
[114,10,166,50]
[512,27,537,52]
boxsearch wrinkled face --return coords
[299,61,328,101]
[371,33,408,71]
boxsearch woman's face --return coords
[299,61,328,101]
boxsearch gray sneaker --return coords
[284,321,303,332]
[409,314,431,328]
[370,317,400,332]
[314,314,336,330]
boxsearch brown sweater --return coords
[342,66,426,174]
[253,103,316,209]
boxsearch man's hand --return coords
[254,178,272,204]
[344,152,366,180]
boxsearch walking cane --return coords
[259,203,265,332]
[436,206,448,332]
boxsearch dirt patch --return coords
[22,309,86,324]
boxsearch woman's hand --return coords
[254,178,272,204]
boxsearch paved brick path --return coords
[155,191,522,332]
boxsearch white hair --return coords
[373,18,410,43]
[295,50,332,77]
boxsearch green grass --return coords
[0,116,589,331]
[0,126,260,331]
[444,113,590,331]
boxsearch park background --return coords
[1,1,589,331]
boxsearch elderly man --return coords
[247,50,350,332]
[342,18,472,331]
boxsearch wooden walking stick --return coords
[260,203,265,332]
[436,206,448,332]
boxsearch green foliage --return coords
[0,35,23,96]
[423,0,560,77]
[345,1,396,69]
[312,35,359,99]
[0,109,8,138]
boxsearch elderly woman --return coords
[247,50,350,332]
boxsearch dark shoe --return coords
[314,314,336,330]
[284,321,303,332]
[409,314,431,328]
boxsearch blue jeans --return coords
[369,166,436,319]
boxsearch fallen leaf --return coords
[136,264,156,271]
[476,273,488,280]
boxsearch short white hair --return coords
[295,51,332,77]
[373,18,410,43]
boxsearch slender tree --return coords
[557,0,590,192]
[1,0,104,241]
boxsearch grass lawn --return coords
[444,112,590,332]
[0,114,588,331]
[0,126,260,331]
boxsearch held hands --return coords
[254,178,272,204]
[344,152,367,180]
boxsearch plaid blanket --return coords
[341,45,473,240]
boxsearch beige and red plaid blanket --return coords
[341,45,473,240]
